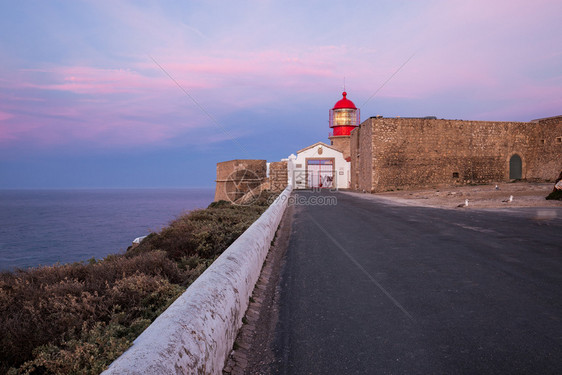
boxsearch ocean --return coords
[0,188,214,271]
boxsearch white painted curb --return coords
[102,185,292,375]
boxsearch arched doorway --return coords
[509,154,522,180]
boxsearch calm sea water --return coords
[0,189,214,271]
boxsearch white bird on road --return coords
[502,195,514,203]
[457,199,469,208]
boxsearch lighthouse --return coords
[328,91,360,160]
[216,91,360,194]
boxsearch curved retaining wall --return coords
[102,185,292,375]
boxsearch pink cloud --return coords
[1,43,353,126]
[0,90,196,149]
[2,0,560,153]
[0,111,14,121]
[0,92,45,102]
[142,45,348,89]
[0,117,44,143]
[17,67,155,95]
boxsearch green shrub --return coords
[9,319,151,375]
[1,193,273,374]
[128,203,268,261]
[0,252,185,373]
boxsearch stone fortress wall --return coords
[214,159,288,202]
[350,116,562,192]
[329,135,353,160]
[269,161,288,192]
[214,115,561,199]
[214,159,267,202]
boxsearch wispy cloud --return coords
[0,0,560,152]
[0,111,14,121]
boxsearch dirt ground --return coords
[365,182,562,210]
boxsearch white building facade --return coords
[287,142,351,190]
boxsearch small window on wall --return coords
[452,172,459,178]
[540,139,545,145]
[557,137,562,143]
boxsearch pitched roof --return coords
[296,141,343,155]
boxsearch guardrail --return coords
[102,185,293,374]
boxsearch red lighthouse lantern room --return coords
[329,91,360,137]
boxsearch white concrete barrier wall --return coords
[102,185,292,375]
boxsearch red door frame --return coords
[305,158,335,189]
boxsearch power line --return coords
[361,52,416,108]
[148,55,249,156]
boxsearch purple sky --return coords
[1,0,561,188]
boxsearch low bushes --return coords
[128,197,270,263]
[0,194,272,374]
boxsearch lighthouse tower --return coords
[328,91,360,160]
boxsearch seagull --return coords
[457,199,469,208]
[502,195,513,203]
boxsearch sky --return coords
[1,0,561,188]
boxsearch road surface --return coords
[272,190,562,374]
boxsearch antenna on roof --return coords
[343,76,346,92]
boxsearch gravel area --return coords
[350,182,562,210]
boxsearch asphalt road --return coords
[272,190,562,374]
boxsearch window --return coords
[307,160,333,165]
[556,137,562,143]
[452,172,459,178]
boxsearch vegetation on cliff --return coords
[0,193,273,375]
